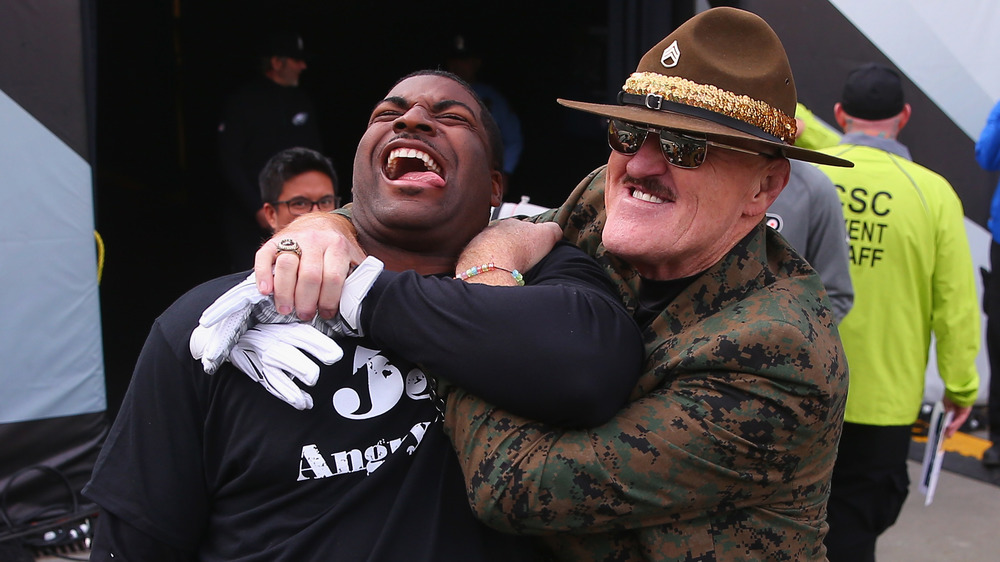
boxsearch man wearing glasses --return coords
[230,8,853,560]
[259,147,340,233]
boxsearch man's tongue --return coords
[397,171,445,187]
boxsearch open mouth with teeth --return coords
[630,189,668,204]
[385,147,445,187]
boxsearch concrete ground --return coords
[877,459,1000,561]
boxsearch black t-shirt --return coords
[633,274,701,329]
[84,242,642,560]
[84,273,538,561]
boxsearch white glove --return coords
[191,256,384,393]
[205,323,344,410]
[334,256,384,336]
[194,273,270,374]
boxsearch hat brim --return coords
[557,98,852,168]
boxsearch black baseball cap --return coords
[261,31,310,60]
[840,63,905,120]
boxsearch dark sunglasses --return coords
[607,118,765,168]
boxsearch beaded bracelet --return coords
[457,261,525,286]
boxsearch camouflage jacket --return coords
[442,166,848,561]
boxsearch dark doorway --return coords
[94,0,696,418]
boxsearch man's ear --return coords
[745,157,790,216]
[489,169,504,208]
[262,203,279,232]
[833,102,848,132]
[896,103,912,131]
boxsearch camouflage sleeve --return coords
[331,202,352,219]
[529,166,609,257]
[443,316,843,534]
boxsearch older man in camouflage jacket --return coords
[439,8,851,561]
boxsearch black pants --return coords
[986,241,1000,443]
[824,422,912,562]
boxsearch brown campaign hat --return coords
[558,7,852,167]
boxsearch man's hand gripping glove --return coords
[189,257,385,409]
[250,256,383,341]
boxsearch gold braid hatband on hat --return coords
[623,72,797,143]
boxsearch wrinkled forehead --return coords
[380,75,482,120]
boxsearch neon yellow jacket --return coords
[817,134,980,425]
[794,103,841,150]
